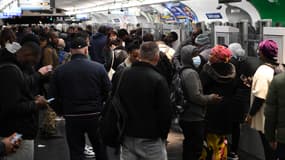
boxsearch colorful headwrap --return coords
[258,40,278,61]
[210,45,232,63]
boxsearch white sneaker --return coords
[84,145,95,158]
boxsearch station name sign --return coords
[206,13,223,19]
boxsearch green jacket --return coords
[265,72,285,144]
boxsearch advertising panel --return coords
[162,2,198,23]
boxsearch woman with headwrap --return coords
[246,40,279,160]
[199,45,236,160]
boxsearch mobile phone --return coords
[47,98,55,103]
[240,74,247,81]
[11,133,22,144]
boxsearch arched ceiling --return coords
[55,0,116,11]
[55,0,179,14]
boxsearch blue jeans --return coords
[120,136,167,160]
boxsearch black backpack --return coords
[99,69,128,148]
[170,67,189,115]
[156,51,174,86]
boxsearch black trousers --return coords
[276,143,285,160]
[259,131,274,160]
[179,120,205,160]
[65,115,107,160]
[231,121,240,153]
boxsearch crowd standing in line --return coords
[0,23,284,160]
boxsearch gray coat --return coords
[180,68,211,122]
[179,44,211,122]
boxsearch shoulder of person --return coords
[0,63,24,80]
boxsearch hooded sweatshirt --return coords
[179,45,212,122]
[200,62,236,134]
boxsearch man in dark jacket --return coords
[89,26,108,64]
[118,42,173,160]
[50,34,111,160]
[228,43,262,159]
[0,42,47,160]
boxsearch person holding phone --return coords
[199,45,236,159]
[0,42,48,160]
[0,133,22,158]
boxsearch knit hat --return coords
[210,45,232,63]
[181,45,198,66]
[228,43,245,58]
[258,40,278,61]
[195,34,210,46]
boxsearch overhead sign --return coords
[160,15,176,23]
[206,13,223,19]
[0,1,21,19]
[162,2,198,23]
[20,0,50,10]
[76,14,89,20]
[0,10,21,19]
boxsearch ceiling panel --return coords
[55,0,116,11]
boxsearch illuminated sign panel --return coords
[20,0,50,10]
[206,13,223,19]
[162,2,198,23]
[0,0,21,19]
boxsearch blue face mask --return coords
[192,56,201,68]
[87,53,91,60]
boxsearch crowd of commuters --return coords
[0,23,284,160]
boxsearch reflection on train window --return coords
[217,36,225,45]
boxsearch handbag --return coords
[40,105,57,138]
[238,123,265,160]
[99,69,128,147]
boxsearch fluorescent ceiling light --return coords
[66,0,180,15]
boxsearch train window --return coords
[217,36,225,45]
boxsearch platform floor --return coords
[34,120,183,160]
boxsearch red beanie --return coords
[210,45,232,63]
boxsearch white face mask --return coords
[5,42,21,54]
[192,56,201,68]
